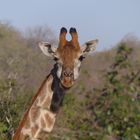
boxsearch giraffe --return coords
[12,27,98,140]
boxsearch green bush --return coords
[0,23,140,139]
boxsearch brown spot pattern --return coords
[42,96,51,109]
[37,131,48,140]
[41,117,46,128]
[40,92,47,104]
[24,116,30,129]
[45,113,54,129]
[19,133,29,140]
[30,107,40,121]
[31,124,39,137]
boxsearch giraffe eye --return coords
[79,55,85,61]
[54,57,59,61]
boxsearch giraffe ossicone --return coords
[12,27,98,140]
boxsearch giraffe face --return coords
[55,43,81,88]
[39,27,98,88]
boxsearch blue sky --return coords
[0,0,140,50]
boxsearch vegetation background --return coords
[0,23,140,140]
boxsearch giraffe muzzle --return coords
[60,68,74,88]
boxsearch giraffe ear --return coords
[81,39,98,54]
[39,42,57,57]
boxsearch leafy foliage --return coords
[49,43,140,140]
[0,23,140,140]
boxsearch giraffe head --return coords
[39,27,98,88]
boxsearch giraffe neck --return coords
[12,64,65,140]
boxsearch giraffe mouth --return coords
[60,78,74,88]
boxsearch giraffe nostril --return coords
[63,71,73,77]
[69,72,73,77]
[63,71,67,76]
